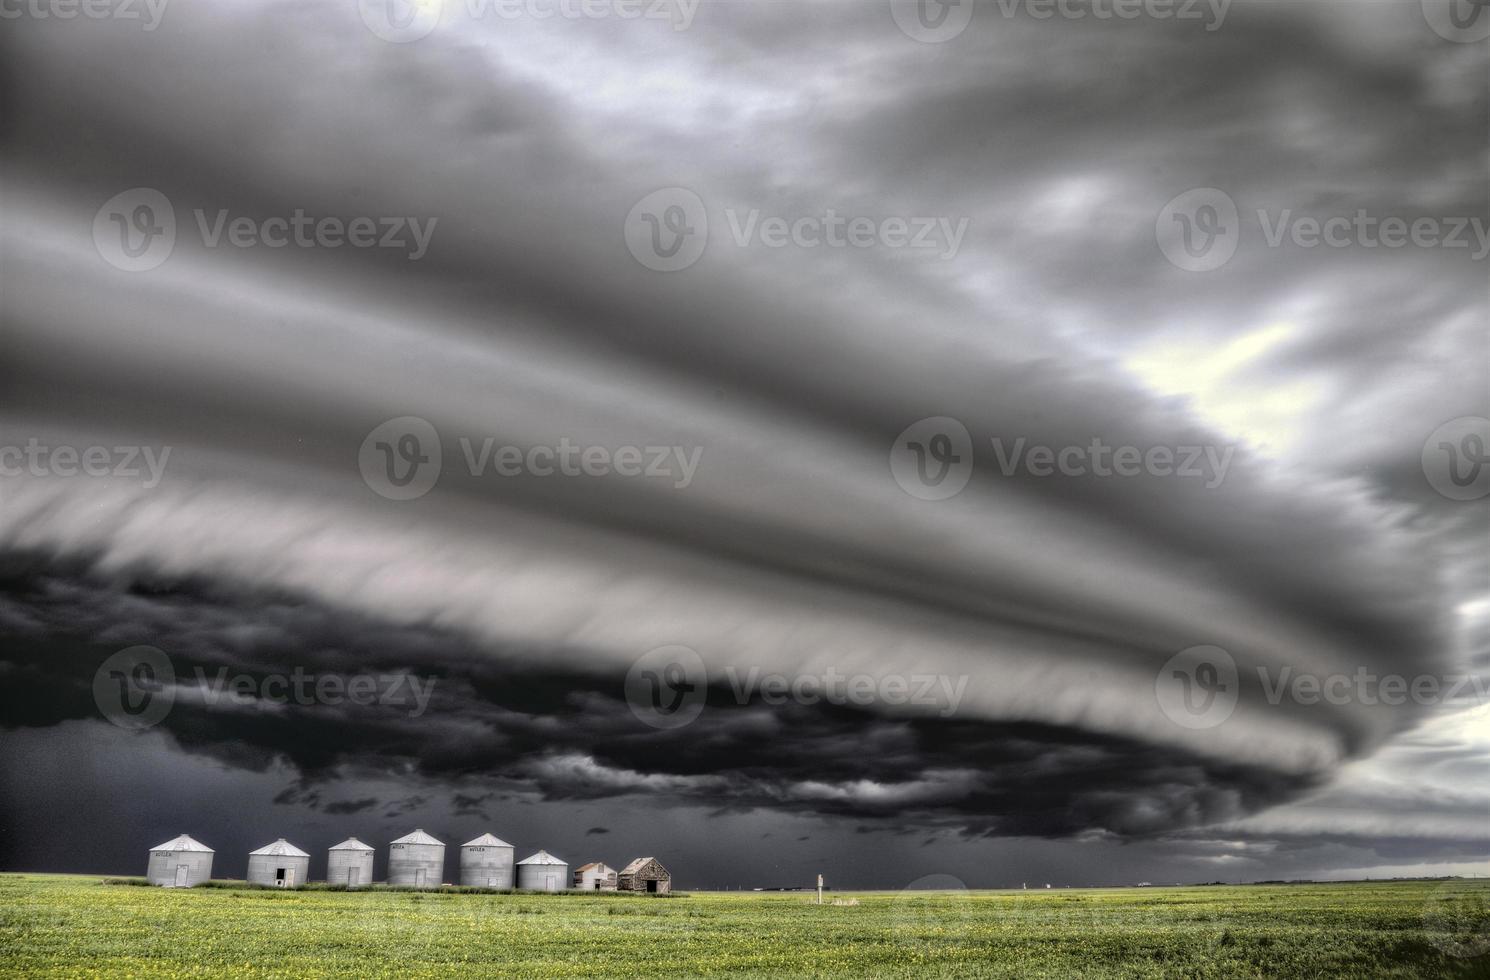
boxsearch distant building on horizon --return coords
[573,862,618,890]
[146,834,214,887]
[617,857,671,895]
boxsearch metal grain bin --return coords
[388,829,445,887]
[146,834,214,887]
[460,833,515,888]
[515,850,568,892]
[327,837,375,888]
[247,838,311,887]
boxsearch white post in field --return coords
[816,874,823,905]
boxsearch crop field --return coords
[1,874,1487,978]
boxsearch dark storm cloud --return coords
[0,0,1486,880]
[0,564,1321,838]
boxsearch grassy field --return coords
[2,874,1487,978]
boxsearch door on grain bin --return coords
[545,874,556,892]
[415,868,426,887]
[174,865,189,887]
[348,867,360,887]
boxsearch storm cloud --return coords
[0,0,1485,883]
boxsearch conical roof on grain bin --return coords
[151,834,214,853]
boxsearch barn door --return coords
[174,864,189,887]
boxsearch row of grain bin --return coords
[145,831,558,889]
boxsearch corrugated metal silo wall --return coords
[388,842,446,886]
[146,850,214,886]
[459,845,515,888]
[327,850,375,887]
[247,854,311,886]
[516,862,569,892]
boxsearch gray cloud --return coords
[0,0,1485,882]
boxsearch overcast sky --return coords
[0,0,1486,888]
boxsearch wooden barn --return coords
[573,862,618,890]
[617,856,671,894]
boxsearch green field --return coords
[2,874,1487,978]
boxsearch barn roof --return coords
[249,838,310,858]
[391,829,444,846]
[619,856,661,876]
[329,837,374,851]
[575,862,612,874]
[517,849,566,865]
[462,833,513,848]
[150,834,214,853]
